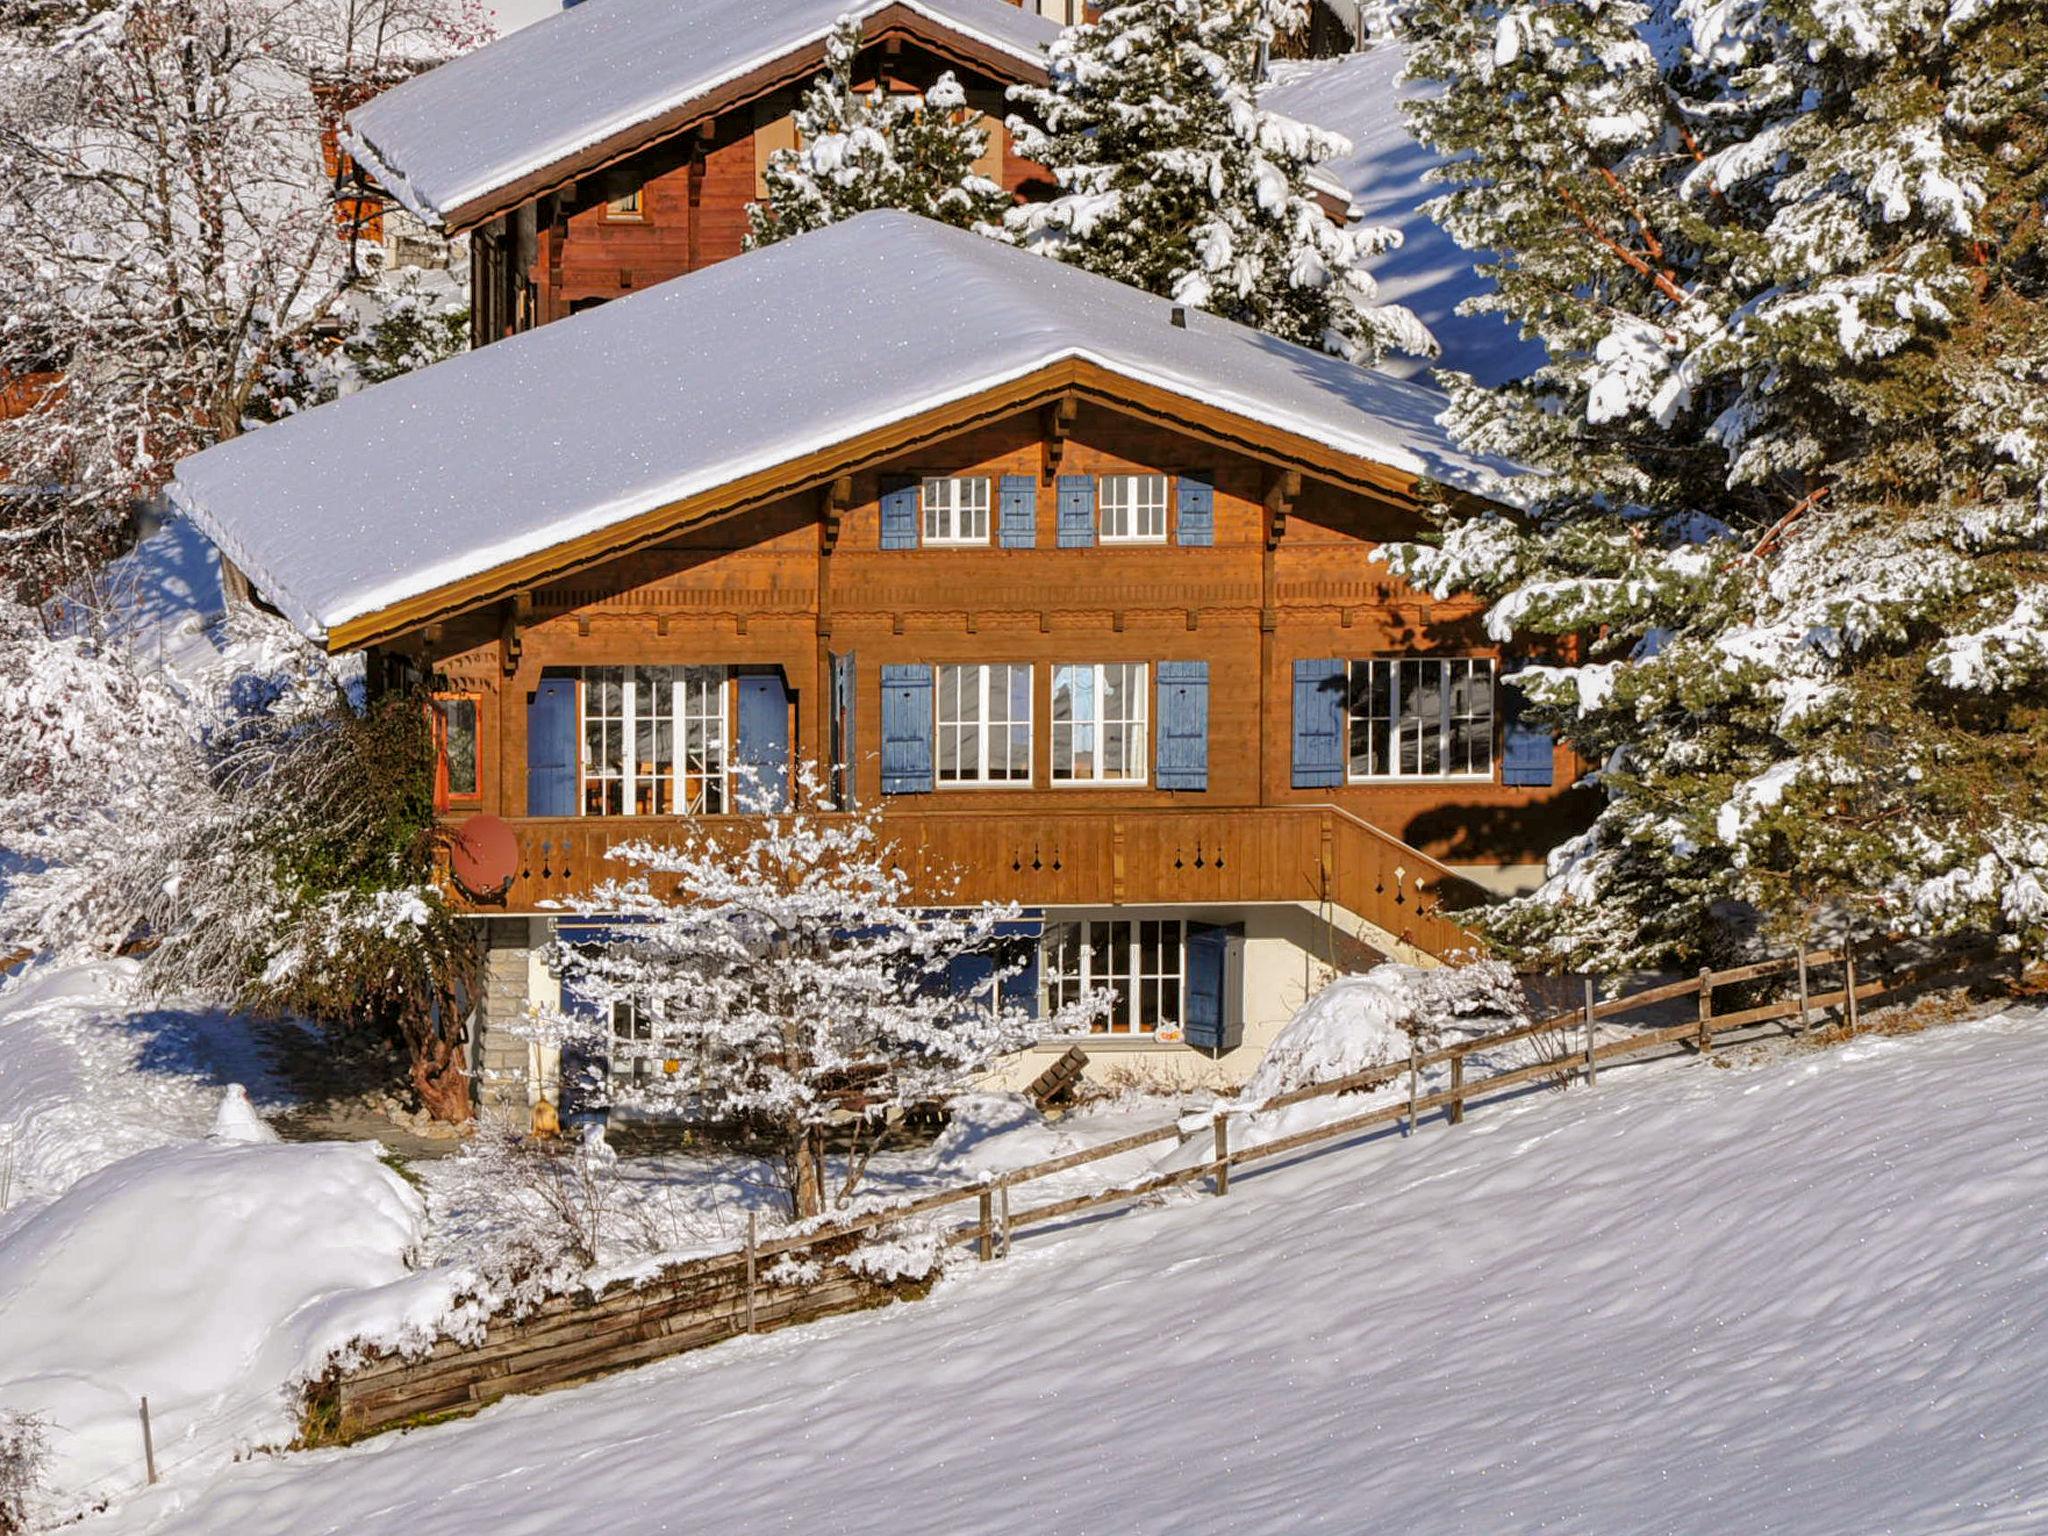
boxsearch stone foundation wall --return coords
[475,917,535,1115]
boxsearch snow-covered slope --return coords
[89,1009,2048,1535]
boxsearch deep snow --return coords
[82,1007,2048,1535]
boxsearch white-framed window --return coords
[1347,658,1495,780]
[1098,473,1168,543]
[579,664,728,815]
[678,666,729,814]
[1052,662,1148,784]
[936,663,1032,784]
[1043,918,1184,1034]
[922,476,991,546]
[610,998,654,1084]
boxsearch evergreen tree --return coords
[1383,0,2048,970]
[1005,0,1434,364]
[745,17,1008,248]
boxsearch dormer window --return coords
[1098,473,1168,542]
[921,476,991,546]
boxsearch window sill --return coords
[933,778,1035,790]
[1096,535,1168,546]
[1030,1033,1173,1052]
[1049,779,1151,790]
[1345,774,1496,786]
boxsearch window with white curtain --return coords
[579,665,728,814]
[1052,662,1148,784]
[936,663,1032,784]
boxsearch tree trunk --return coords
[790,1125,827,1221]
[411,1038,473,1123]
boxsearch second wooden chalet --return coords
[342,0,1059,343]
[169,213,1588,1106]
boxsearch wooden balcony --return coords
[440,804,1488,960]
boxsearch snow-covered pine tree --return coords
[1005,0,1434,363]
[1384,0,2048,971]
[745,16,1008,248]
[535,765,1106,1220]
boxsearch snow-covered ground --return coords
[78,1006,2048,1535]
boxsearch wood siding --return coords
[420,399,1590,931]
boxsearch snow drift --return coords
[0,1138,423,1520]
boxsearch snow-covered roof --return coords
[1266,48,1547,388]
[169,213,1516,645]
[344,0,1057,229]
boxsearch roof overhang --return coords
[323,355,1443,654]
[347,0,1051,236]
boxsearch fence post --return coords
[998,1179,1012,1260]
[139,1397,157,1487]
[1406,1039,1420,1135]
[1213,1112,1230,1197]
[1845,942,1860,1031]
[1796,941,1811,1033]
[1583,976,1598,1087]
[1448,1051,1465,1125]
[1697,966,1714,1052]
[977,1189,995,1263]
[744,1211,757,1335]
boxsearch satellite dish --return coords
[448,814,519,902]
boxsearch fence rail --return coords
[305,934,2002,1444]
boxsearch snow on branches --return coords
[1004,0,1435,364]
[530,765,1106,1220]
[1386,0,2048,966]
[745,16,1008,247]
[0,0,482,601]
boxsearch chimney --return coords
[1170,305,1188,329]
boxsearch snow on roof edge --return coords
[164,478,328,643]
[348,0,1053,226]
[338,127,438,230]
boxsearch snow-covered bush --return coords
[746,16,1007,247]
[534,765,1108,1219]
[1005,0,1434,364]
[0,603,476,1118]
[0,1412,45,1536]
[1240,959,1526,1103]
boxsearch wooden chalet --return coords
[169,214,1588,1107]
[342,0,1060,345]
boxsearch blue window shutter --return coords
[526,672,578,816]
[997,474,1036,548]
[1501,665,1555,786]
[1183,921,1240,1050]
[734,672,792,811]
[1155,660,1209,790]
[1175,471,1214,546]
[879,663,933,793]
[1291,659,1346,788]
[1056,475,1096,548]
[880,474,919,550]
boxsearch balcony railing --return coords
[440,804,1486,960]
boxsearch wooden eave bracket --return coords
[1042,394,1078,484]
[499,594,529,676]
[821,475,851,553]
[1264,468,1300,549]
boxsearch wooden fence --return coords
[303,936,2002,1444]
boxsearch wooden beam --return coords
[1041,393,1078,484]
